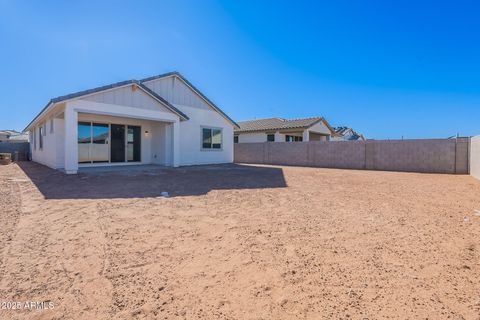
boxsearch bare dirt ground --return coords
[0,162,479,320]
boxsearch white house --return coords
[24,72,238,174]
[234,117,336,143]
[331,127,365,141]
[0,130,28,142]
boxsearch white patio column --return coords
[303,130,309,142]
[64,104,78,174]
[172,120,180,167]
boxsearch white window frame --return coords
[201,126,223,151]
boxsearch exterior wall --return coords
[238,132,270,143]
[236,123,331,143]
[471,136,480,180]
[309,132,328,141]
[144,76,235,166]
[307,121,331,135]
[55,118,65,168]
[31,119,60,169]
[237,131,298,143]
[176,104,234,165]
[235,138,471,174]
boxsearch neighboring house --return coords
[331,127,365,141]
[234,117,336,143]
[0,130,29,142]
[24,72,238,174]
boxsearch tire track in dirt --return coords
[0,165,22,285]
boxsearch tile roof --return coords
[235,117,325,133]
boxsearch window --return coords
[39,126,44,149]
[285,135,302,142]
[50,118,54,133]
[33,130,36,150]
[234,136,239,143]
[267,134,275,142]
[202,127,222,150]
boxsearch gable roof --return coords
[235,117,334,133]
[141,72,239,128]
[334,126,352,135]
[24,79,190,132]
[334,126,365,140]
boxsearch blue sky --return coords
[0,0,479,139]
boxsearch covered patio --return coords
[63,98,181,174]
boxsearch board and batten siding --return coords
[143,76,211,111]
[82,85,172,113]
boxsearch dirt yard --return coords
[0,162,479,320]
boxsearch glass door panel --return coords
[78,122,92,163]
[110,124,125,162]
[127,126,141,162]
[91,123,109,163]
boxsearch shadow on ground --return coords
[16,162,287,199]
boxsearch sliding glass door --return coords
[78,122,109,163]
[78,122,141,164]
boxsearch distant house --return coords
[331,127,365,141]
[234,117,336,143]
[0,130,29,143]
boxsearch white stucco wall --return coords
[175,104,233,165]
[307,121,332,135]
[237,131,305,143]
[238,132,269,143]
[31,119,59,168]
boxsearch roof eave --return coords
[24,80,190,132]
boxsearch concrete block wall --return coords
[312,141,366,169]
[471,136,480,180]
[366,139,458,174]
[234,138,471,174]
[0,142,30,160]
